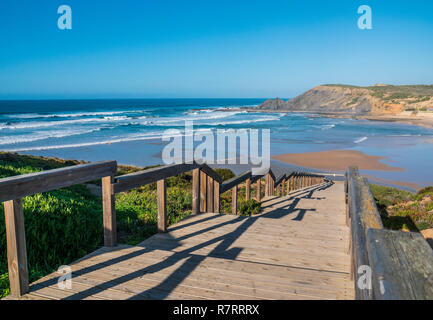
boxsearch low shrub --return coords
[238,199,261,216]
[370,184,433,232]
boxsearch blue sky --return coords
[0,0,432,99]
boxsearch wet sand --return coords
[240,108,433,129]
[271,150,404,172]
[363,174,420,192]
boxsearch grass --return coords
[0,156,103,298]
[323,84,433,106]
[0,153,254,298]
[370,184,433,232]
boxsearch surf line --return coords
[161,120,271,176]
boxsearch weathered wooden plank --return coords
[200,164,222,184]
[200,171,207,212]
[207,176,214,213]
[71,256,340,300]
[0,161,117,202]
[245,178,251,201]
[4,199,29,297]
[265,174,270,197]
[232,185,238,215]
[102,176,117,247]
[270,174,275,196]
[192,169,200,214]
[220,170,251,194]
[85,244,353,289]
[256,178,261,201]
[367,229,433,300]
[213,181,220,213]
[157,179,167,233]
[347,166,383,300]
[274,173,286,187]
[114,163,199,193]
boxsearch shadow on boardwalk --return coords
[26,181,353,300]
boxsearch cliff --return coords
[258,84,433,115]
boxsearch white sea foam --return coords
[0,128,102,145]
[4,110,143,119]
[0,116,131,130]
[3,132,168,152]
[354,136,368,144]
[211,115,281,125]
[312,124,335,130]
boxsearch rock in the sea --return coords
[258,98,288,110]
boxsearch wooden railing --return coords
[0,160,325,297]
[345,166,433,300]
[223,169,327,215]
[0,161,117,297]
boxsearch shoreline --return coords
[271,150,404,172]
[238,107,433,129]
[270,149,425,191]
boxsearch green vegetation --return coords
[346,96,360,106]
[0,155,103,298]
[220,182,262,216]
[324,84,433,105]
[370,184,433,232]
[0,153,248,298]
[238,199,261,216]
[215,168,235,182]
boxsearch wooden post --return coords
[192,169,200,215]
[214,181,220,213]
[276,184,281,197]
[256,179,261,201]
[102,176,117,247]
[207,176,214,213]
[232,185,238,215]
[245,178,251,201]
[4,199,29,297]
[281,179,285,196]
[157,179,167,233]
[286,178,290,195]
[200,171,207,212]
[270,176,275,196]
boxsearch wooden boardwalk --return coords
[4,181,354,300]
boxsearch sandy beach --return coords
[240,108,433,129]
[271,150,404,172]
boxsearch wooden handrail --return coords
[0,160,118,297]
[345,166,433,300]
[0,160,117,202]
[220,170,252,194]
[114,163,200,193]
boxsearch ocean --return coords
[0,99,432,190]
